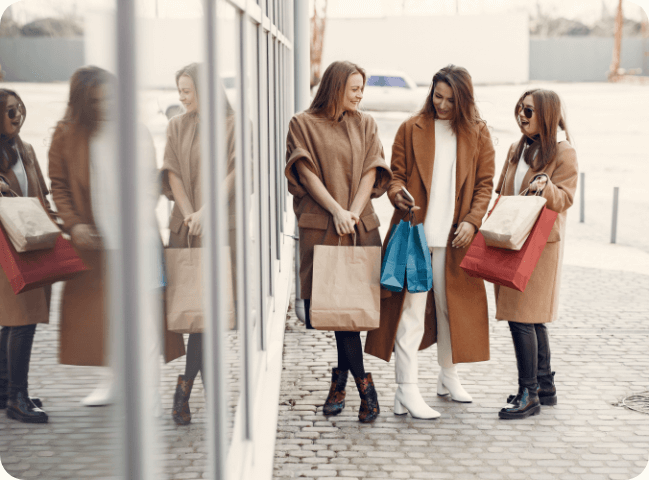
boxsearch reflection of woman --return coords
[496,89,578,420]
[285,61,392,423]
[161,63,206,425]
[365,65,495,419]
[0,89,51,423]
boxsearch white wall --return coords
[320,12,529,85]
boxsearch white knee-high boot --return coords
[431,247,472,403]
[394,290,440,419]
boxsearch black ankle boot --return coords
[0,393,42,409]
[354,373,380,423]
[499,386,541,420]
[538,371,557,406]
[506,372,557,406]
[6,391,48,423]
[323,368,348,416]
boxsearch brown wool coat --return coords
[494,141,578,324]
[0,140,54,327]
[49,123,185,366]
[285,111,392,300]
[364,114,495,364]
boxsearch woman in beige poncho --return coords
[285,61,392,423]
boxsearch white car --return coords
[361,70,423,112]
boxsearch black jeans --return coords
[508,321,552,390]
[0,324,37,398]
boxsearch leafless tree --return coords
[310,0,328,88]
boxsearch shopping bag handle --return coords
[337,231,357,247]
[0,176,19,198]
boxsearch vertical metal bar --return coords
[611,187,619,244]
[114,1,146,479]
[267,27,278,292]
[201,0,228,478]
[235,11,253,441]
[579,172,585,223]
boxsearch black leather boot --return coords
[354,372,379,423]
[0,394,42,409]
[323,368,347,416]
[538,371,557,406]
[499,386,541,420]
[172,375,194,425]
[6,391,48,423]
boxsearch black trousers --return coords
[304,299,366,379]
[0,324,37,398]
[508,321,552,390]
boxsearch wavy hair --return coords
[513,89,570,171]
[418,64,484,139]
[0,89,28,172]
[308,61,366,122]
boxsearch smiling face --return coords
[341,72,364,113]
[432,81,454,120]
[3,95,23,139]
[517,94,539,137]
[178,74,198,113]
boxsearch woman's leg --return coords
[173,333,202,425]
[184,333,203,381]
[334,331,363,378]
[534,323,557,405]
[393,289,440,419]
[0,327,9,407]
[433,247,472,403]
[499,321,541,419]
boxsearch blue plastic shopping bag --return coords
[380,220,410,292]
[406,223,433,293]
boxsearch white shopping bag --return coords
[0,197,60,252]
[480,195,547,250]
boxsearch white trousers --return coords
[395,247,453,384]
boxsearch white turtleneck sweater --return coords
[423,119,457,247]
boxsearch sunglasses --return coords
[518,104,534,119]
[6,107,21,120]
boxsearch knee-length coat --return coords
[49,123,185,366]
[494,140,578,324]
[285,111,392,300]
[364,114,495,364]
[0,139,53,327]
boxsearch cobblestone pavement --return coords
[0,283,243,480]
[273,265,649,480]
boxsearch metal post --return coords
[611,187,619,244]
[579,172,585,223]
[201,0,228,477]
[114,0,147,478]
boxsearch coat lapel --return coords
[412,115,435,196]
[455,129,474,198]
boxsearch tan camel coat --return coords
[494,140,578,324]
[365,114,495,363]
[285,111,392,300]
[0,140,54,327]
[49,123,185,366]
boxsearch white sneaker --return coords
[437,367,472,403]
[394,384,441,419]
[81,375,115,407]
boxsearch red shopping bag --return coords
[0,223,88,294]
[460,206,558,292]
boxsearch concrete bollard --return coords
[611,187,619,244]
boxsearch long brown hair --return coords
[59,66,113,137]
[418,65,484,139]
[0,89,29,172]
[308,61,366,122]
[513,89,570,171]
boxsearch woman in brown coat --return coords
[496,89,578,420]
[0,89,50,423]
[49,66,185,405]
[286,61,392,423]
[365,65,495,419]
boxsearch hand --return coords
[452,222,475,249]
[332,208,359,236]
[184,210,203,237]
[70,224,102,250]
[529,175,548,193]
[394,191,415,211]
